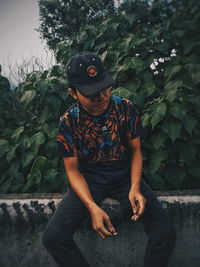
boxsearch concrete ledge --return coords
[0,190,200,267]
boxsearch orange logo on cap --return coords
[87,65,97,77]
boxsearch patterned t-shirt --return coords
[57,95,144,186]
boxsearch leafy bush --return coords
[0,0,199,193]
[53,0,200,190]
[0,65,73,193]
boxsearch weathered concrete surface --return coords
[0,190,200,267]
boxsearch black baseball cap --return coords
[66,52,116,98]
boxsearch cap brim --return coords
[74,73,116,98]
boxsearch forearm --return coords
[130,148,143,190]
[67,168,98,212]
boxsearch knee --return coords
[159,222,177,250]
[43,224,74,252]
[43,225,61,251]
[43,226,54,251]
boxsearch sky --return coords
[0,0,53,87]
[0,0,123,88]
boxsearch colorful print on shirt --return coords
[57,95,144,162]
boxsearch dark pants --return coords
[43,179,176,267]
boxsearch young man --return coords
[43,52,176,267]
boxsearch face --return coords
[68,87,111,116]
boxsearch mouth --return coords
[94,101,108,107]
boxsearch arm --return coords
[128,137,146,221]
[63,157,117,239]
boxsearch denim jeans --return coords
[43,179,176,267]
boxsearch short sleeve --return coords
[57,118,78,157]
[125,100,144,140]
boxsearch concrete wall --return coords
[0,190,200,267]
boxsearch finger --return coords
[101,225,114,237]
[137,198,146,216]
[135,199,140,208]
[97,230,106,240]
[105,217,117,235]
[130,199,138,214]
[131,213,140,221]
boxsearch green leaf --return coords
[6,145,18,162]
[41,168,62,192]
[144,80,156,97]
[30,132,46,155]
[165,65,181,83]
[184,41,200,55]
[47,127,58,139]
[193,96,200,111]
[0,182,12,194]
[174,142,196,165]
[44,141,58,158]
[124,34,134,47]
[0,139,9,157]
[150,131,167,150]
[163,164,186,189]
[36,80,48,95]
[147,174,166,190]
[126,80,140,91]
[21,150,35,168]
[20,90,36,108]
[132,38,147,46]
[23,169,41,192]
[188,162,200,178]
[183,115,197,134]
[164,80,183,90]
[131,57,145,71]
[151,28,161,38]
[130,91,145,108]
[38,110,51,123]
[165,89,177,102]
[8,160,20,175]
[0,174,8,185]
[149,150,168,174]
[11,126,24,142]
[100,50,108,61]
[10,183,24,193]
[192,71,200,85]
[46,96,61,111]
[19,135,30,151]
[122,57,133,70]
[151,102,167,129]
[27,156,49,185]
[161,120,182,142]
[111,87,132,98]
[170,103,186,120]
[44,168,58,181]
[44,168,58,189]
[12,172,24,185]
[141,113,149,128]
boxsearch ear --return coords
[68,88,78,100]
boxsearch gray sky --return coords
[0,0,123,87]
[0,0,53,86]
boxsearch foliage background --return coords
[0,0,199,193]
[37,0,115,51]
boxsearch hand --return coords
[129,187,146,221]
[90,206,118,240]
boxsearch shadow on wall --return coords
[0,191,200,267]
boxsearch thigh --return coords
[109,180,175,245]
[46,184,107,235]
[109,179,166,221]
